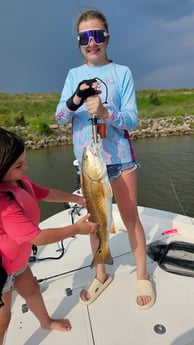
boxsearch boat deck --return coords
[4,205,194,345]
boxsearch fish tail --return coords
[91,246,113,268]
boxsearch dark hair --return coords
[76,9,109,33]
[0,128,25,181]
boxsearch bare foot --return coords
[42,318,71,332]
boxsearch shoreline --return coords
[10,114,194,150]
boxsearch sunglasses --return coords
[77,29,109,47]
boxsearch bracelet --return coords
[66,95,84,111]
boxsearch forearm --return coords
[31,213,97,245]
[44,189,82,204]
[31,225,78,246]
[104,66,138,130]
[105,107,138,130]
[55,101,73,125]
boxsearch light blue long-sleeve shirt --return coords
[55,62,138,165]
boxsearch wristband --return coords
[66,95,84,111]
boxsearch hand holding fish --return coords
[86,96,109,119]
[75,214,100,235]
[73,195,87,209]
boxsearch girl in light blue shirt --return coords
[56,62,137,166]
[55,8,155,310]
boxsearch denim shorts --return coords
[107,161,140,181]
[2,264,28,293]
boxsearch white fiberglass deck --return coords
[4,205,194,345]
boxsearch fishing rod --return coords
[170,179,194,226]
[90,114,99,143]
[89,77,108,144]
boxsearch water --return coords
[26,136,194,221]
[26,145,78,220]
[135,136,194,217]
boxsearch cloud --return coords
[0,0,194,92]
[131,10,194,89]
[136,61,194,89]
[137,0,194,22]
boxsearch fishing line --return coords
[94,76,108,104]
[170,179,194,226]
[37,262,91,283]
[36,250,139,284]
[170,179,186,215]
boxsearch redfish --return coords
[81,144,115,268]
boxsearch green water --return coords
[26,136,194,221]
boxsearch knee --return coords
[16,278,41,301]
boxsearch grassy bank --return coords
[0,88,194,134]
[137,88,194,119]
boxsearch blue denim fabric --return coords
[2,264,28,293]
[107,161,140,181]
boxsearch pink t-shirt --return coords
[0,176,49,274]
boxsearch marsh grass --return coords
[0,89,194,129]
[137,88,194,119]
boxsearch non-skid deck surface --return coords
[4,206,194,345]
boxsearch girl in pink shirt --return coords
[0,128,99,343]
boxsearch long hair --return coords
[0,128,25,181]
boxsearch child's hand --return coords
[75,195,87,209]
[75,214,100,235]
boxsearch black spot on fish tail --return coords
[91,246,113,268]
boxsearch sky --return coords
[0,0,194,93]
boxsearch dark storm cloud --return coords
[0,0,194,92]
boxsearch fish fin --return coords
[110,222,116,234]
[100,182,106,199]
[100,178,113,198]
[108,180,113,198]
[105,178,113,198]
[91,246,113,268]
